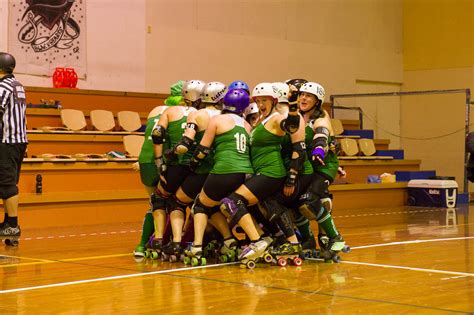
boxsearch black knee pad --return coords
[166,196,188,215]
[209,206,220,216]
[191,197,210,216]
[220,192,249,228]
[261,197,289,223]
[150,191,167,212]
[297,192,323,221]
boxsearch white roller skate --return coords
[219,238,239,263]
[239,239,270,269]
[183,245,206,266]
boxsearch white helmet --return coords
[272,82,289,103]
[244,102,259,117]
[201,81,227,104]
[182,80,205,102]
[299,82,325,103]
[251,82,278,100]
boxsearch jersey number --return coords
[234,133,246,153]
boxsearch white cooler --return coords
[407,179,458,208]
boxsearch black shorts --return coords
[161,165,190,194]
[0,143,27,189]
[181,172,208,200]
[243,174,285,202]
[279,173,313,206]
[203,173,247,202]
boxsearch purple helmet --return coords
[228,80,250,94]
[223,89,250,115]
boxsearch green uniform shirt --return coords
[166,107,194,166]
[139,114,160,164]
[250,114,287,178]
[193,108,220,174]
[211,115,254,175]
[306,120,339,180]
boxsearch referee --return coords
[0,52,27,242]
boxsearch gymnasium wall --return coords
[402,0,474,191]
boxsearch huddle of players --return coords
[133,79,346,267]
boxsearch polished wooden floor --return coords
[0,205,472,314]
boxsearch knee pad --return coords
[220,193,249,228]
[150,191,167,212]
[320,197,333,214]
[1,185,18,200]
[191,197,210,216]
[166,196,187,215]
[297,192,324,221]
[261,197,289,223]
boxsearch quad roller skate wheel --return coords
[342,246,351,253]
[263,253,273,263]
[220,255,228,263]
[293,257,303,266]
[151,251,159,260]
[277,257,287,267]
[4,239,19,246]
[183,257,191,265]
[246,260,256,269]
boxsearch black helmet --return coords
[0,52,16,74]
[285,78,308,91]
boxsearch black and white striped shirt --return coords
[0,74,28,144]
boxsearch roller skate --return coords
[300,237,319,259]
[219,238,239,263]
[145,238,163,260]
[319,234,346,263]
[183,245,206,266]
[239,239,270,269]
[263,242,303,267]
[0,223,20,247]
[202,239,222,259]
[161,241,184,263]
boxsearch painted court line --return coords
[0,262,238,294]
[351,236,474,250]
[0,253,132,268]
[339,260,474,278]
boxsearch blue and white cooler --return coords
[407,179,458,208]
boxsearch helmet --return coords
[182,80,205,102]
[0,52,15,74]
[244,102,259,117]
[223,89,250,115]
[170,80,185,96]
[201,81,227,104]
[272,82,289,103]
[285,78,308,91]
[299,82,325,103]
[251,82,278,100]
[228,80,249,93]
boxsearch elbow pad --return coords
[311,126,329,159]
[175,135,194,154]
[289,141,307,172]
[280,114,300,134]
[151,125,167,144]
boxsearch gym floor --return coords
[0,205,472,314]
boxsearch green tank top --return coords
[193,108,220,174]
[139,114,160,164]
[211,115,254,175]
[166,107,194,166]
[250,114,287,178]
[281,134,313,175]
[305,120,339,180]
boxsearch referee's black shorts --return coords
[0,143,27,199]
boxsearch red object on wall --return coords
[52,67,78,88]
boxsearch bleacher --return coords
[1,87,423,229]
